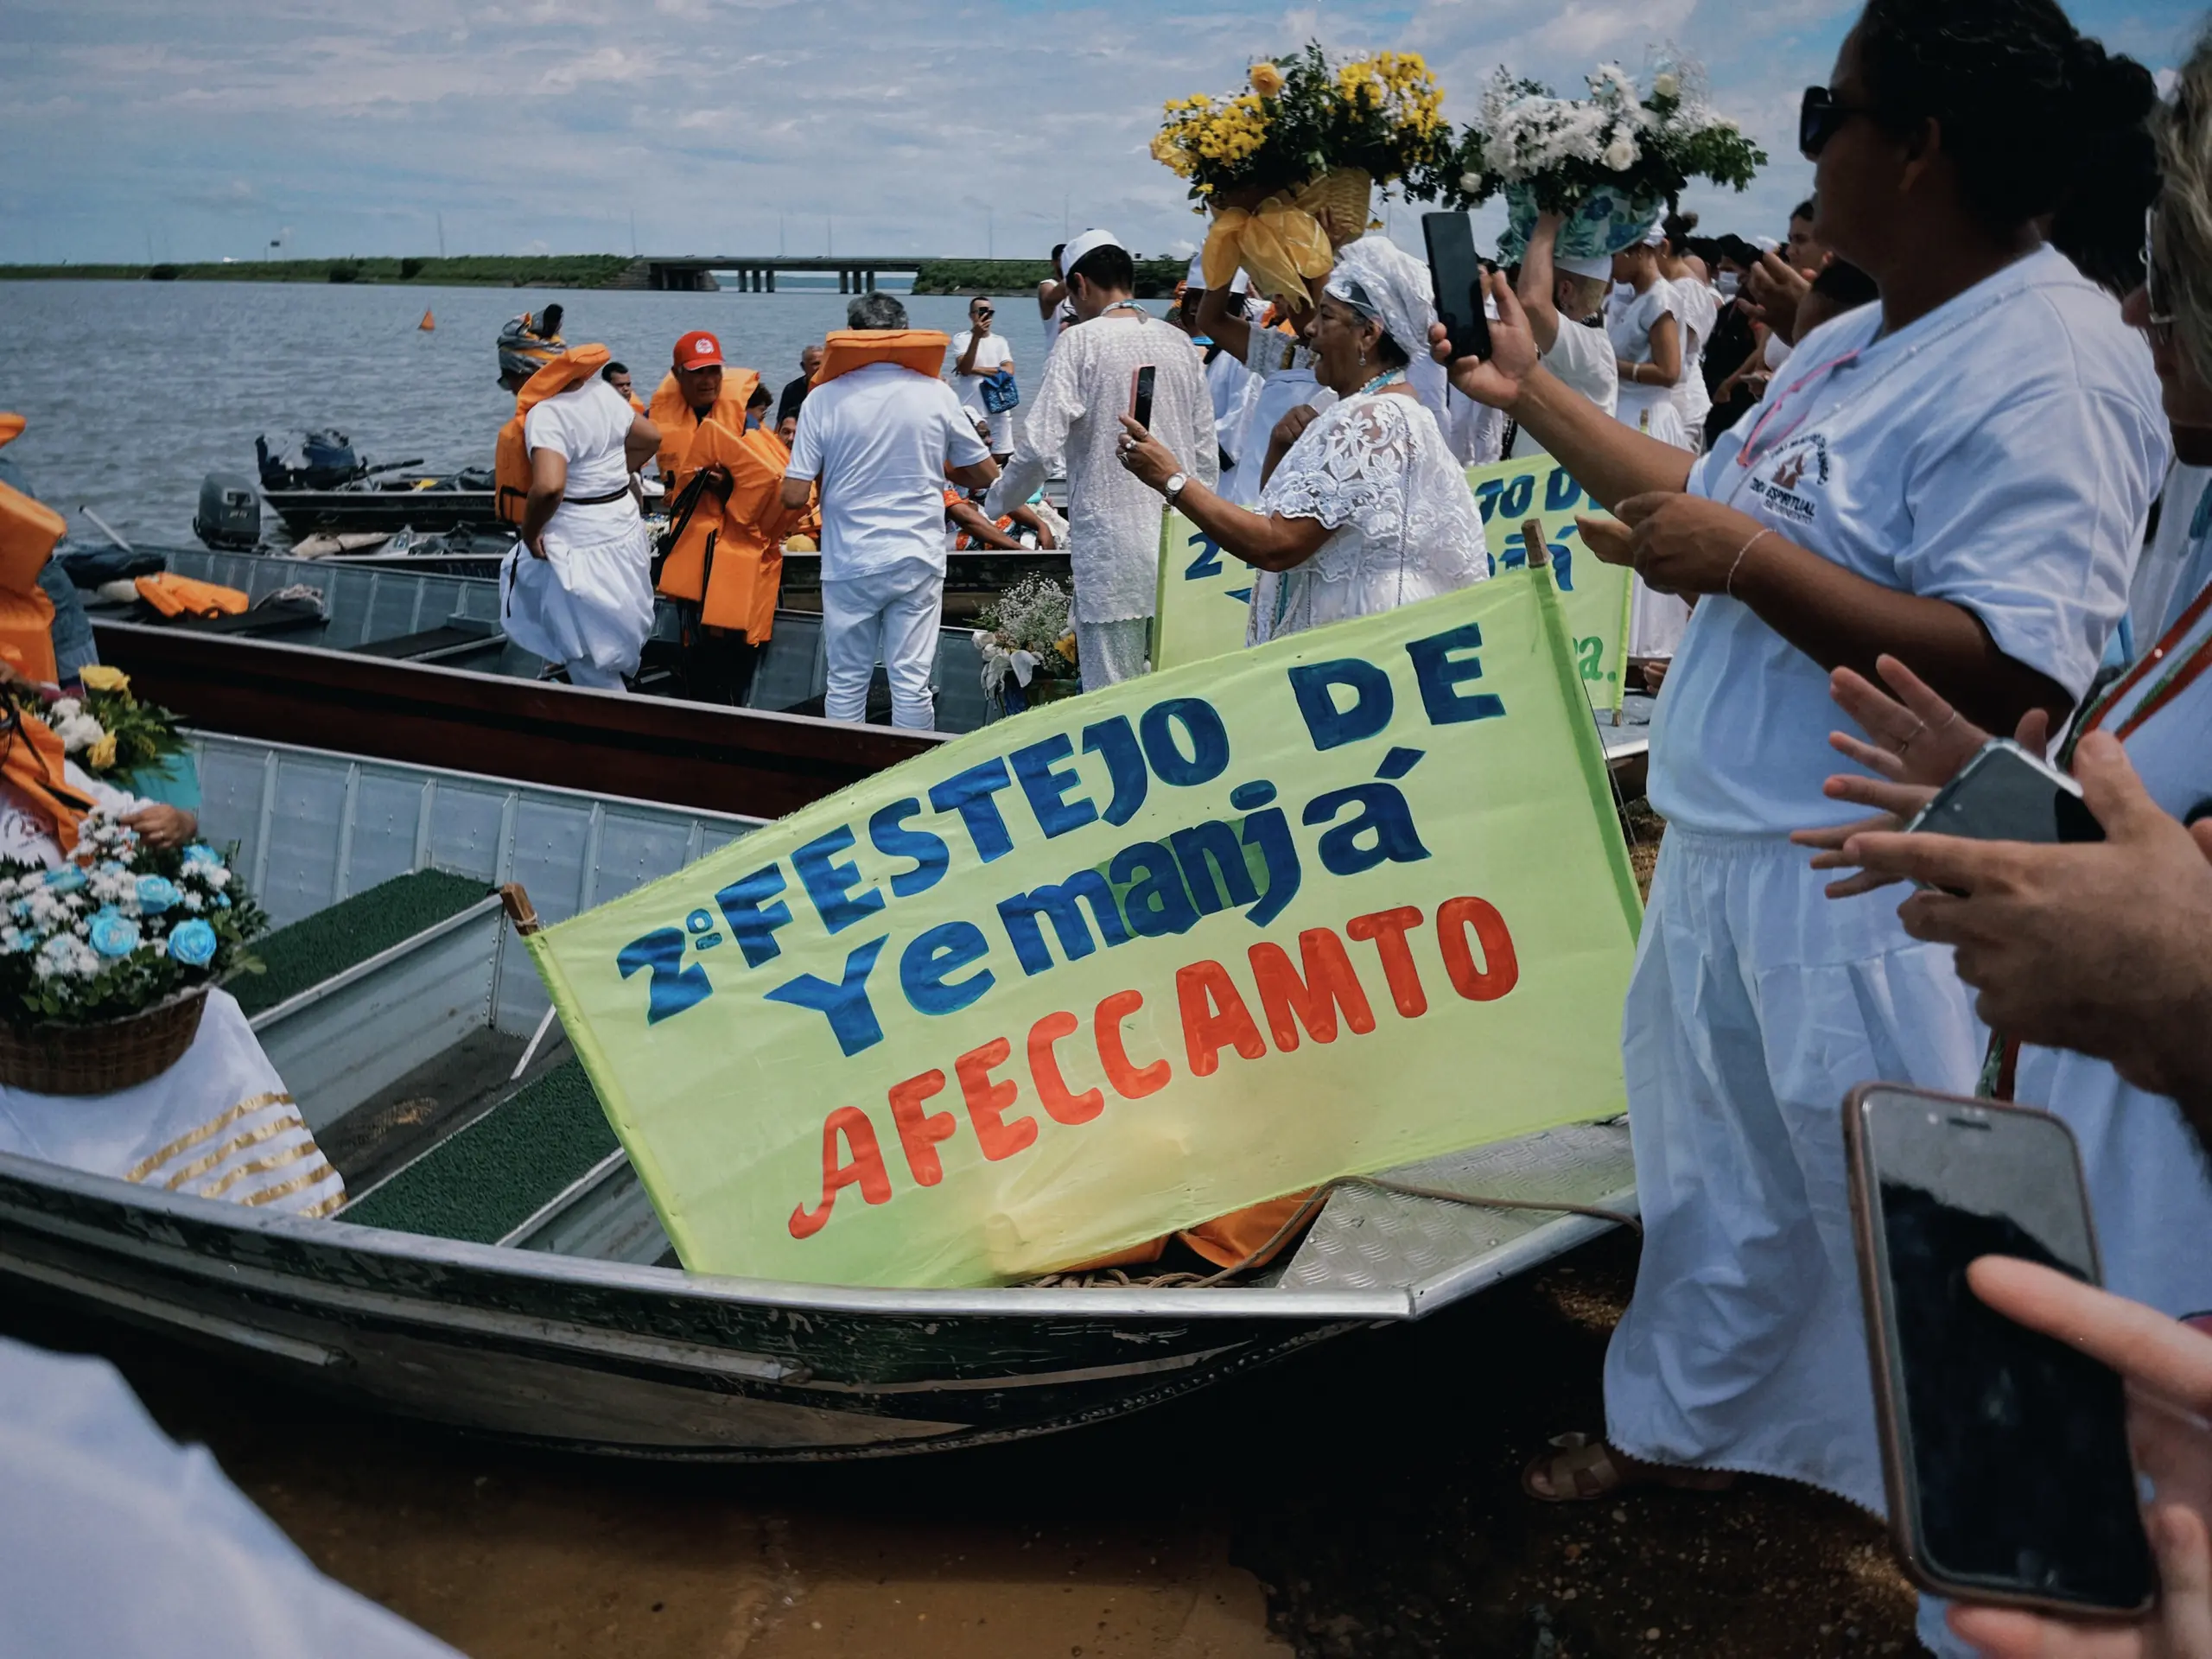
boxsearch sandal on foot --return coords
[1521,1433,1737,1503]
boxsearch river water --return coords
[0,280,1087,549]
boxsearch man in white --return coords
[988,228,1216,690]
[503,362,660,690]
[1508,211,1618,460]
[949,296,1017,460]
[783,292,997,730]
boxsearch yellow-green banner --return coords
[1152,509,1254,671]
[527,569,1642,1289]
[1465,454,1631,714]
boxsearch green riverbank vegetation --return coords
[0,255,636,287]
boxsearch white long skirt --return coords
[500,504,655,683]
[1604,828,1983,1516]
[0,989,344,1218]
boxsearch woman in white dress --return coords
[1607,228,1692,451]
[1657,213,1719,446]
[1117,237,1488,641]
[0,710,344,1218]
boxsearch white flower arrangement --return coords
[1442,55,1765,254]
[972,576,1080,704]
[0,813,264,1027]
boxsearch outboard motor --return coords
[193,473,261,550]
[299,429,359,488]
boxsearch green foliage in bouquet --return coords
[40,665,187,780]
[0,815,266,1029]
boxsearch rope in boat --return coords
[1025,1174,1641,1291]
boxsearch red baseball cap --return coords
[673,330,724,371]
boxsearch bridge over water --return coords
[617,256,949,293]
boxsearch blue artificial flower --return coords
[215,893,231,910]
[181,843,221,869]
[135,874,181,915]
[87,908,141,958]
[41,866,86,894]
[167,918,219,968]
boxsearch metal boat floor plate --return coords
[1276,1120,1637,1315]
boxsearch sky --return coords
[1,0,2202,268]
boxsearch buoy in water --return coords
[419,309,435,331]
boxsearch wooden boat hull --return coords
[92,620,941,821]
[266,488,502,536]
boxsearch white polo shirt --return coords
[1651,245,2168,836]
[786,363,990,582]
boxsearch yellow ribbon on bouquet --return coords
[1202,194,1333,306]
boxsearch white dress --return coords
[1220,328,1337,509]
[1607,285,1693,450]
[1247,390,1491,645]
[1666,275,1719,439]
[0,770,342,1219]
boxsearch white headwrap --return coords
[1323,236,1448,423]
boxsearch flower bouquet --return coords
[45,665,189,796]
[1440,60,1766,262]
[974,576,1080,716]
[1153,44,1453,302]
[0,814,266,1095]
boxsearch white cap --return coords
[1060,226,1124,279]
[1181,253,1254,295]
[1559,251,1613,282]
[1641,225,1666,248]
[1751,233,1781,253]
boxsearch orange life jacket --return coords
[3,708,92,855]
[0,412,25,451]
[812,330,950,386]
[493,344,615,526]
[134,574,250,619]
[0,588,58,685]
[647,369,761,493]
[655,418,800,641]
[0,479,64,595]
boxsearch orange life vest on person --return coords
[493,345,615,526]
[0,477,64,596]
[647,369,761,492]
[0,413,25,451]
[3,708,93,855]
[811,330,950,386]
[0,415,60,681]
[655,418,801,641]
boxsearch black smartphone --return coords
[1844,1084,2154,1616]
[1906,739,2105,846]
[1422,212,1491,363]
[1129,365,1156,430]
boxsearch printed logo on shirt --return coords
[1745,434,1829,525]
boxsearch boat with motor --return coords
[0,728,1637,1459]
[188,434,504,552]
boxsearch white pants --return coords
[500,505,653,690]
[821,563,943,730]
[1605,828,1983,1516]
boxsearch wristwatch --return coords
[1163,472,1189,503]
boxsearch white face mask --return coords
[1717,271,1741,298]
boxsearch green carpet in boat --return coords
[232,870,492,1017]
[339,1061,619,1243]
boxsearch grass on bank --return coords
[0,255,635,288]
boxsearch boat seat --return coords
[169,596,327,637]
[233,868,494,1018]
[346,618,505,663]
[336,1059,621,1246]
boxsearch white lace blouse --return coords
[1247,390,1491,645]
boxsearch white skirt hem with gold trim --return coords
[0,989,344,1218]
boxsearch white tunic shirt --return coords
[788,364,989,583]
[987,310,1217,625]
[1654,245,2169,837]
[1247,390,1490,644]
[1607,283,1686,445]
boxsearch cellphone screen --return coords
[1916,746,2105,845]
[1422,212,1491,362]
[1130,365,1156,431]
[1865,1097,2152,1609]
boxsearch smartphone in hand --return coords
[1423,212,1491,363]
[1129,365,1156,431]
[1906,738,2105,846]
[1845,1084,2154,1617]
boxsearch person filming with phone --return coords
[987,229,1215,690]
[950,296,1016,462]
[1116,236,1488,644]
[1428,0,2166,1591]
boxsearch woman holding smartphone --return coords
[1430,0,2165,1550]
[1117,236,1488,641]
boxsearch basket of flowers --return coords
[0,813,266,1096]
[974,576,1081,717]
[1440,59,1766,263]
[1152,44,1453,304]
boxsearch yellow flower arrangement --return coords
[1250,60,1286,99]
[77,666,130,694]
[86,732,117,772]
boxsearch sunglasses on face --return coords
[1799,86,1880,160]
